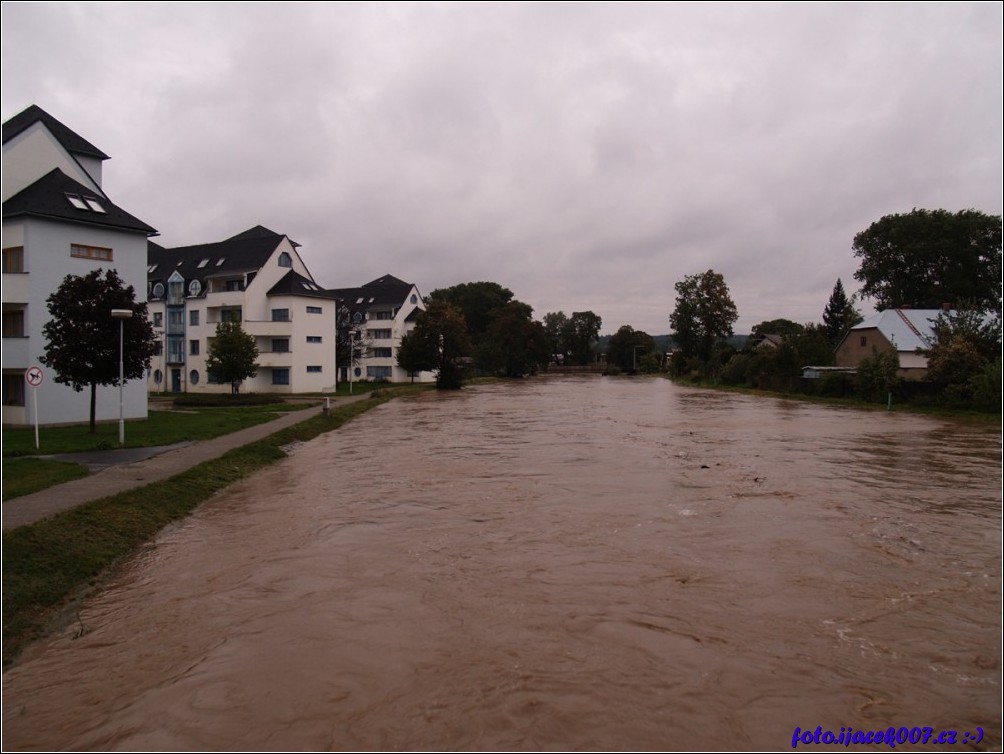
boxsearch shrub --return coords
[172,393,286,408]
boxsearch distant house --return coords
[328,274,434,383]
[2,105,157,426]
[749,333,784,350]
[834,308,947,380]
[146,226,337,394]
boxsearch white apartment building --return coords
[2,105,157,426]
[146,226,337,394]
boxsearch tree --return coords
[41,268,157,433]
[543,311,569,364]
[565,311,603,365]
[925,304,1002,404]
[852,209,1002,313]
[205,321,259,394]
[822,278,862,347]
[397,300,471,389]
[335,305,372,380]
[428,282,516,342]
[750,318,805,340]
[607,325,655,372]
[477,302,551,378]
[669,270,739,361]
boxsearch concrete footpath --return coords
[2,394,374,531]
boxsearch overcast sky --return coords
[3,2,1001,334]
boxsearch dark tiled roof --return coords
[227,224,300,247]
[2,168,156,235]
[2,104,110,160]
[147,229,286,286]
[403,306,422,323]
[267,269,337,300]
[328,274,417,310]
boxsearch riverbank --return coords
[2,386,427,667]
[664,375,1001,423]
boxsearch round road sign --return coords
[25,366,44,387]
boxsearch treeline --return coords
[396,281,603,388]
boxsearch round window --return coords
[189,370,199,385]
[153,369,163,384]
[152,282,165,298]
[189,280,202,296]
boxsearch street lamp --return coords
[111,308,133,445]
[349,329,359,394]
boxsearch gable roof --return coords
[328,274,418,310]
[2,168,157,235]
[847,309,942,351]
[148,227,289,286]
[227,224,300,247]
[2,104,110,160]
[267,269,336,300]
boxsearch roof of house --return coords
[329,274,418,310]
[148,227,287,283]
[2,104,110,160]
[2,167,157,235]
[847,308,943,351]
[267,269,336,300]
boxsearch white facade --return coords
[146,233,338,394]
[3,108,153,426]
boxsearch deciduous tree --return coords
[41,268,157,433]
[669,270,738,361]
[607,325,655,372]
[565,311,603,365]
[397,300,471,389]
[852,209,1002,313]
[205,321,259,394]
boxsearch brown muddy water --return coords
[3,377,1001,751]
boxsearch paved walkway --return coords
[2,395,373,531]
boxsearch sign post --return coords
[25,366,44,449]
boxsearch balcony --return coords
[1,272,28,303]
[257,350,293,368]
[1,336,30,368]
[243,319,294,337]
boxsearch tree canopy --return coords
[564,311,603,365]
[822,278,862,347]
[41,268,157,433]
[397,300,472,389]
[205,321,259,394]
[852,209,1002,313]
[428,282,516,341]
[669,269,738,360]
[607,325,655,372]
[477,302,551,378]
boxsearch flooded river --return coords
[3,377,1001,751]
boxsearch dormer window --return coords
[197,259,209,268]
[66,194,88,210]
[84,198,106,213]
[216,258,226,266]
[278,252,292,268]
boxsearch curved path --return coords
[2,396,371,531]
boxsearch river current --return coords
[3,377,1001,751]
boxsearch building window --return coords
[153,369,163,384]
[190,339,200,355]
[3,374,26,406]
[278,251,292,268]
[373,310,394,320]
[306,305,322,314]
[860,335,867,347]
[3,310,26,337]
[366,366,392,380]
[306,335,322,343]
[225,279,243,292]
[70,244,112,261]
[272,368,290,385]
[190,370,200,385]
[221,308,242,322]
[368,329,392,340]
[152,283,165,299]
[189,309,200,326]
[153,341,163,356]
[271,309,290,322]
[372,347,392,358]
[3,247,24,273]
[271,338,290,353]
[410,294,418,304]
[153,312,163,328]
[306,365,322,373]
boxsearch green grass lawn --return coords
[2,404,292,457]
[2,458,90,501]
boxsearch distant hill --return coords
[596,334,750,351]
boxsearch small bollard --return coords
[323,397,330,414]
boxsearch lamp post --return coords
[349,329,358,394]
[111,308,133,445]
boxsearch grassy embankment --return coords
[663,375,1001,422]
[2,385,428,666]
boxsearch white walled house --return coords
[328,274,435,383]
[2,105,157,426]
[146,226,337,394]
